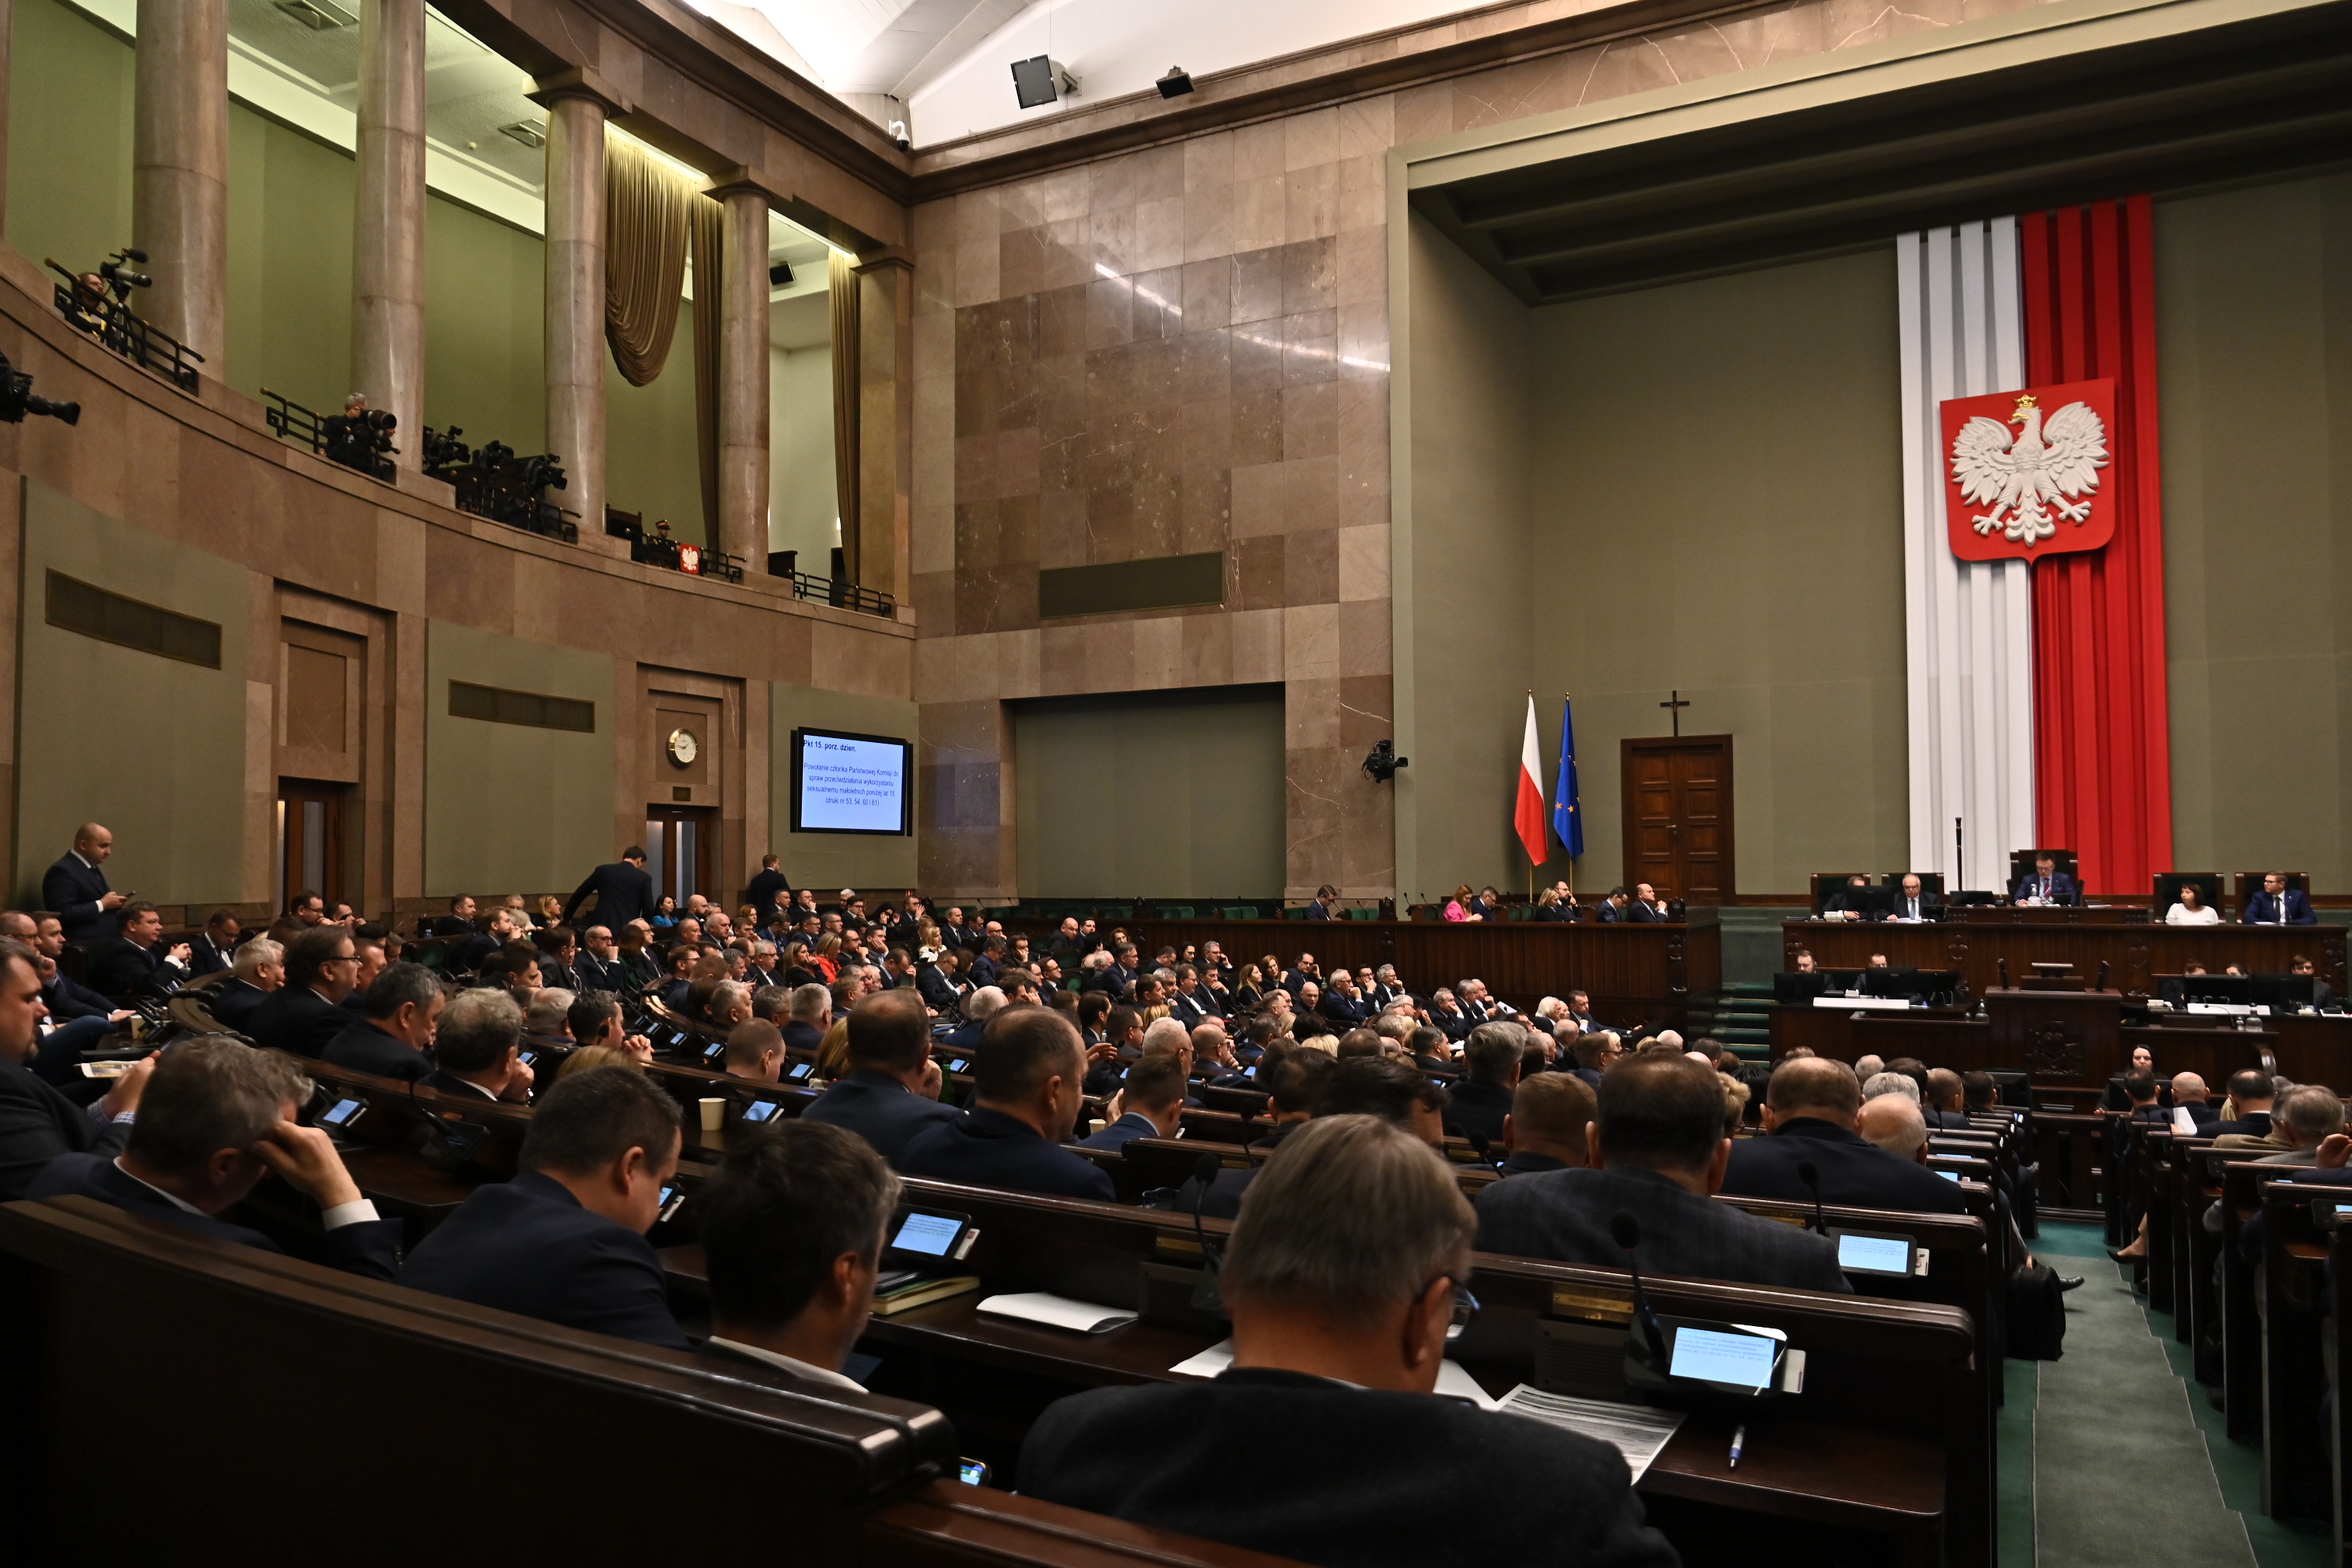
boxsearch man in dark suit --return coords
[402,1067,686,1347]
[86,902,193,999]
[1596,887,1631,922]
[1021,1115,1678,1568]
[2169,1072,2224,1132]
[1303,884,1339,921]
[422,987,536,1104]
[898,1005,1115,1201]
[575,925,627,993]
[208,938,284,1032]
[1921,1069,1975,1130]
[1169,965,1222,1027]
[28,1037,401,1278]
[2245,871,2318,926]
[781,982,831,1053]
[915,949,965,1013]
[186,909,243,977]
[0,934,152,1198]
[1625,882,1668,922]
[41,823,125,944]
[320,962,444,1083]
[695,1119,898,1394]
[742,855,793,928]
[1891,873,1941,923]
[1476,1053,1852,1292]
[800,989,961,1160]
[1442,1024,1521,1150]
[562,847,658,933]
[2012,853,2079,906]
[1500,1072,1593,1175]
[249,927,362,1060]
[941,987,1003,1055]
[1080,1052,1187,1151]
[1719,1056,1966,1216]
[2212,1069,2277,1138]
[1427,989,1472,1042]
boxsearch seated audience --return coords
[2169,1072,2220,1132]
[423,988,535,1103]
[723,1020,786,1083]
[86,901,193,999]
[2212,1069,2275,1137]
[1191,1055,1447,1219]
[1020,1115,1677,1568]
[1442,1023,1521,1150]
[1252,1051,1335,1153]
[943,985,1006,1052]
[898,1006,1115,1202]
[1569,1031,1623,1089]
[2218,1083,2342,1163]
[1500,1072,1594,1174]
[1475,1053,1849,1291]
[0,936,151,1199]
[320,962,445,1082]
[1082,1052,1190,1150]
[799,989,960,1160]
[208,937,285,1031]
[1720,1056,1965,1215]
[402,1066,687,1348]
[2164,883,2221,925]
[697,1120,901,1392]
[1923,1068,1972,1129]
[555,1044,645,1082]
[249,927,362,1059]
[2243,870,2316,926]
[29,1037,400,1278]
[187,908,242,975]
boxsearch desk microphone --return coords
[1465,1130,1501,1171]
[1190,1151,1225,1313]
[2096,959,2111,991]
[1609,1211,1671,1373]
[1797,1160,1829,1235]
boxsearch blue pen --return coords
[1728,1425,1745,1470]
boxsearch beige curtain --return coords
[688,196,724,548]
[829,250,861,583]
[603,135,689,387]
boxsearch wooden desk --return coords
[1783,919,2346,1000]
[1091,918,1722,1028]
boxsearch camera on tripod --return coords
[0,349,79,426]
[324,393,397,480]
[99,248,152,303]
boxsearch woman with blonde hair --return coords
[555,1044,646,1083]
[814,1016,852,1081]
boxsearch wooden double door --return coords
[1622,736,1734,905]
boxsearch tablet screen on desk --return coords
[891,1210,964,1256]
[321,1097,363,1128]
[1836,1232,1914,1276]
[740,1099,783,1124]
[1670,1327,1777,1390]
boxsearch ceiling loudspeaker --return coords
[1010,56,1080,110]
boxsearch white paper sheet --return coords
[1167,1339,1498,1409]
[1493,1384,1686,1482]
[975,1292,1139,1334]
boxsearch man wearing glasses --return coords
[1019,1115,1678,1567]
[248,926,362,1059]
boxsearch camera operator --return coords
[324,392,397,480]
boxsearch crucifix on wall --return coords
[1659,690,1691,736]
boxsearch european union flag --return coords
[1552,697,1584,859]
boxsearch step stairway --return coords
[1686,982,1774,1061]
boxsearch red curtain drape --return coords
[2021,196,2172,896]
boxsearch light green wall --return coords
[426,193,546,454]
[424,621,614,897]
[2158,170,2352,885]
[1522,249,1911,896]
[607,306,709,545]
[15,478,250,907]
[770,338,838,568]
[770,682,919,889]
[1399,211,1535,903]
[222,104,354,411]
[1011,687,1286,898]
[5,0,132,284]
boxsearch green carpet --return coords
[2012,1223,2329,1568]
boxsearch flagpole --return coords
[1528,689,1537,908]
[1563,693,1573,900]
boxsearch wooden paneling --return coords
[1098,919,1721,1028]
[277,621,365,786]
[1769,1006,2352,1093]
[1783,919,2347,999]
[1622,736,1733,904]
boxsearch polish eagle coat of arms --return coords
[1938,378,2119,562]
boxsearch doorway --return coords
[278,779,351,912]
[1620,737,1734,905]
[645,806,719,910]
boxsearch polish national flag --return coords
[1514,695,1548,865]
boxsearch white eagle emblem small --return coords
[1949,394,2109,545]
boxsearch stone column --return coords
[351,0,428,471]
[131,0,230,363]
[709,179,772,570]
[856,253,915,604]
[530,71,628,532]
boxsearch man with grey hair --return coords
[29,1036,401,1277]
[1857,1093,1931,1160]
[1444,1022,1523,1149]
[2249,1083,2346,1166]
[707,979,753,1031]
[322,962,445,1082]
[943,985,1006,1052]
[210,936,285,1032]
[784,982,831,1053]
[1021,1115,1677,1566]
[425,988,534,1103]
[1862,1070,1920,1104]
[1853,1053,1886,1083]
[526,989,577,1048]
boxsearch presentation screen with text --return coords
[793,728,911,835]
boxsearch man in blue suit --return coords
[1080,1052,1187,1150]
[800,989,961,1161]
[2243,871,2318,926]
[898,1005,1115,1202]
[28,1037,402,1279]
[41,823,124,944]
[401,1066,688,1348]
[2012,853,2080,906]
